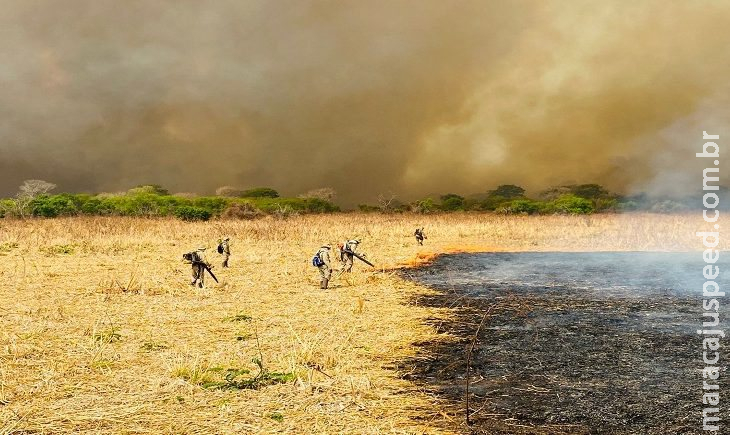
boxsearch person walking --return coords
[414,227,426,245]
[313,244,333,289]
[217,237,231,268]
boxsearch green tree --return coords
[240,187,279,198]
[551,194,594,214]
[412,198,439,214]
[479,195,509,211]
[490,184,525,199]
[569,184,610,199]
[440,194,465,211]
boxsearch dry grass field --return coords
[0,213,719,434]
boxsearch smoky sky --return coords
[0,0,728,203]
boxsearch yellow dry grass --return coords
[0,213,719,434]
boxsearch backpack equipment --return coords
[312,251,325,267]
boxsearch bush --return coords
[128,184,169,195]
[32,194,81,217]
[498,199,540,215]
[81,198,103,215]
[594,198,618,212]
[479,195,509,211]
[221,202,263,220]
[192,197,230,214]
[0,187,340,219]
[550,194,594,214]
[380,199,409,213]
[117,193,162,216]
[300,198,339,213]
[0,199,16,218]
[569,184,610,200]
[240,187,279,198]
[250,197,337,214]
[491,184,525,199]
[411,198,439,214]
[358,204,380,213]
[216,186,244,197]
[440,194,465,211]
[174,206,212,221]
[538,186,571,201]
[298,187,336,202]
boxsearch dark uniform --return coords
[415,228,426,246]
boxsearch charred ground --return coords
[399,252,723,434]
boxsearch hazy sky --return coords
[0,0,728,203]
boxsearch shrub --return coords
[462,198,482,211]
[215,186,244,197]
[128,185,169,196]
[240,187,279,198]
[479,195,509,211]
[301,198,339,213]
[32,194,80,217]
[174,206,212,221]
[491,184,525,199]
[499,199,540,215]
[251,197,338,214]
[440,194,465,211]
[358,204,380,212]
[173,192,197,199]
[550,194,594,214]
[411,198,439,214]
[570,184,610,199]
[0,199,14,217]
[298,187,336,202]
[221,202,263,220]
[119,193,161,216]
[594,198,618,212]
[374,194,407,213]
[538,186,571,201]
[192,197,229,214]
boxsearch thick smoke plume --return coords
[0,0,728,203]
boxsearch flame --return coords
[393,244,507,269]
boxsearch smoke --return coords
[0,0,728,204]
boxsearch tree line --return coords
[1,181,725,221]
[358,184,728,215]
[0,181,338,221]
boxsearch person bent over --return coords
[339,239,360,273]
[184,246,212,288]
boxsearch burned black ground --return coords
[400,252,726,434]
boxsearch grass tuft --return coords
[223,313,253,322]
[141,341,168,352]
[93,328,122,343]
